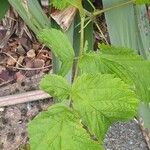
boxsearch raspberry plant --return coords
[3,0,149,149]
[27,0,150,149]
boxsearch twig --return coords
[0,90,51,107]
[81,0,134,26]
[135,118,150,149]
[92,0,134,16]
[94,21,109,45]
[2,52,24,67]
[11,65,52,71]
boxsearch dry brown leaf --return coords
[51,6,77,31]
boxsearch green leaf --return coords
[8,0,38,34]
[28,104,102,150]
[50,0,84,14]
[79,44,150,103]
[0,0,9,21]
[27,0,51,28]
[135,0,150,4]
[79,52,105,73]
[102,0,138,53]
[8,0,51,34]
[40,74,70,101]
[138,102,150,130]
[127,61,150,103]
[79,44,143,83]
[99,45,150,103]
[133,5,150,59]
[71,74,138,140]
[78,51,135,84]
[38,28,74,76]
[50,0,69,9]
[99,44,142,60]
[102,0,150,59]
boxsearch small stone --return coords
[27,49,36,58]
[32,43,40,50]
[129,141,133,145]
[24,58,33,68]
[37,50,51,61]
[15,72,25,81]
[16,45,26,55]
[0,66,6,74]
[7,54,18,66]
[0,108,4,112]
[45,60,51,66]
[33,59,45,68]
[5,107,21,122]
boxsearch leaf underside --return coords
[38,29,74,76]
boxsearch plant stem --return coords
[94,21,109,45]
[79,17,85,56]
[93,0,134,16]
[73,0,134,80]
[82,0,134,28]
[74,16,85,80]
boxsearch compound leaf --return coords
[99,44,150,103]
[99,44,142,60]
[28,104,102,150]
[71,74,138,140]
[79,52,135,84]
[40,74,70,101]
[79,45,150,103]
[38,29,74,76]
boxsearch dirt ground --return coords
[0,72,53,150]
[0,98,53,150]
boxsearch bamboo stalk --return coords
[0,90,50,107]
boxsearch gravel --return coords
[104,120,149,150]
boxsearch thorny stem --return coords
[74,16,85,80]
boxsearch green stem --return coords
[93,0,134,16]
[73,0,134,80]
[82,0,135,28]
[79,17,85,56]
[74,16,85,80]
